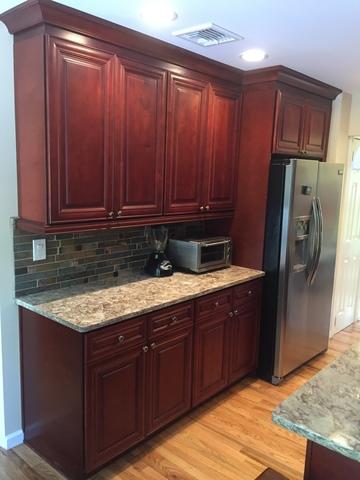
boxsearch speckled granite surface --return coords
[17,265,264,332]
[273,342,360,462]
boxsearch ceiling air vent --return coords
[172,23,244,47]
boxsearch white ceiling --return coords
[2,0,360,93]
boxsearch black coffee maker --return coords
[145,226,173,277]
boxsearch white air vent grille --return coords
[172,23,244,47]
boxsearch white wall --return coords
[349,93,360,136]
[0,13,23,448]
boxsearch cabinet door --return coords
[192,314,229,406]
[47,38,115,224]
[85,345,146,472]
[303,99,331,158]
[273,91,305,155]
[228,307,260,384]
[114,58,166,218]
[165,73,208,214]
[205,84,240,212]
[147,327,193,434]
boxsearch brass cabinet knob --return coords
[118,335,125,343]
[200,206,205,211]
[248,290,253,296]
[142,345,149,353]
[205,205,210,211]
[108,211,114,219]
[116,210,122,218]
[214,301,219,307]
[229,311,234,317]
[170,315,178,324]
[150,342,156,350]
[234,309,239,315]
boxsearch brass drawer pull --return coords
[142,345,149,353]
[150,342,156,350]
[170,315,178,325]
[118,335,125,343]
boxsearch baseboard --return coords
[0,429,24,449]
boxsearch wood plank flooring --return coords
[1,322,359,480]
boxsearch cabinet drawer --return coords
[85,316,146,363]
[148,302,193,339]
[195,289,232,321]
[233,280,262,311]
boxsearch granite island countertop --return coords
[273,341,360,462]
[17,265,264,332]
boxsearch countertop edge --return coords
[272,409,360,463]
[16,271,265,333]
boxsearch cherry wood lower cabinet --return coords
[304,441,360,480]
[20,279,261,479]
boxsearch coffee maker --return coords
[145,226,173,277]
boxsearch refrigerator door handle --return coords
[306,197,319,285]
[310,196,323,285]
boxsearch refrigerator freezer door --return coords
[274,159,320,379]
[307,163,343,351]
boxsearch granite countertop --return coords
[16,265,264,332]
[273,342,360,462]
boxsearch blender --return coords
[145,226,173,277]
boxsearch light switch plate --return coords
[32,239,46,261]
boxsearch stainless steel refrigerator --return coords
[258,158,344,384]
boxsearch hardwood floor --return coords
[2,322,359,480]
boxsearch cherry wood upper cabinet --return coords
[165,72,209,215]
[47,38,115,224]
[114,58,166,219]
[85,344,146,472]
[303,98,331,158]
[273,90,332,158]
[273,92,305,155]
[205,84,241,212]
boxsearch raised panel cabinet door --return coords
[147,327,193,434]
[303,99,331,158]
[228,306,260,384]
[205,84,240,212]
[114,58,166,218]
[165,73,209,214]
[273,91,305,155]
[85,345,146,472]
[192,314,229,406]
[47,38,115,224]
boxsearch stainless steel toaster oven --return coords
[167,237,232,273]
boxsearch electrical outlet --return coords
[32,239,46,261]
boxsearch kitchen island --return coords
[273,342,360,479]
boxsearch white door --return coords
[331,137,360,335]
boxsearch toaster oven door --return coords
[198,241,231,271]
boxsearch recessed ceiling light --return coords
[140,2,178,26]
[240,48,268,62]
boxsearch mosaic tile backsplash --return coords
[14,222,205,296]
